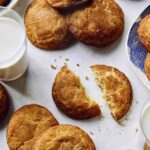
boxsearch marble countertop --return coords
[0,0,150,149]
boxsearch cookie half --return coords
[137,14,150,52]
[0,83,9,121]
[47,0,88,9]
[25,0,73,50]
[33,124,96,150]
[7,104,58,150]
[52,66,101,119]
[67,0,124,47]
[91,65,132,121]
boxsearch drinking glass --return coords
[0,6,27,81]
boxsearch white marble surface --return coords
[0,0,150,149]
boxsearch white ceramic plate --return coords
[126,5,150,90]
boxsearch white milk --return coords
[141,103,150,141]
[0,17,27,81]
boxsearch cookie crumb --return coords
[98,127,101,132]
[65,58,69,61]
[54,59,57,62]
[51,65,57,70]
[77,64,80,67]
[135,128,138,133]
[125,116,129,121]
[90,131,94,135]
[118,121,124,126]
[136,101,139,104]
[85,76,89,80]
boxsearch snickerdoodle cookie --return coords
[47,0,88,9]
[52,66,101,119]
[67,0,124,47]
[137,14,150,52]
[91,65,132,121]
[144,53,150,80]
[7,104,58,150]
[25,0,73,50]
[33,124,96,150]
[0,83,9,121]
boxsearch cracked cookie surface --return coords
[7,104,58,150]
[137,14,150,52]
[91,65,132,121]
[33,124,96,150]
[68,0,124,47]
[25,0,73,50]
[52,66,100,119]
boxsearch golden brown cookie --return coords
[25,0,73,50]
[144,142,150,150]
[91,65,132,121]
[52,66,101,119]
[33,124,96,150]
[0,0,6,6]
[47,0,88,9]
[144,53,150,80]
[137,14,150,52]
[67,0,124,47]
[7,104,58,150]
[0,83,9,121]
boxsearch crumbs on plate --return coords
[85,76,89,80]
[51,64,57,70]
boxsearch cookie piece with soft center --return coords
[91,65,132,121]
[67,0,124,47]
[52,66,101,119]
[25,0,73,50]
[33,125,96,150]
[7,104,58,150]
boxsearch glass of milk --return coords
[0,6,27,81]
[141,99,150,146]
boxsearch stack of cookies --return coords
[7,104,96,150]
[25,0,124,50]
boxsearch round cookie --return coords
[25,0,73,50]
[0,83,9,121]
[137,14,150,52]
[47,0,88,9]
[33,124,96,150]
[7,104,58,150]
[144,53,150,80]
[67,0,124,47]
[0,0,6,6]
[91,65,132,121]
[52,66,101,119]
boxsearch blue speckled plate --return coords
[127,5,150,90]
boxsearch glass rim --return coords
[0,6,26,67]
[140,97,150,142]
